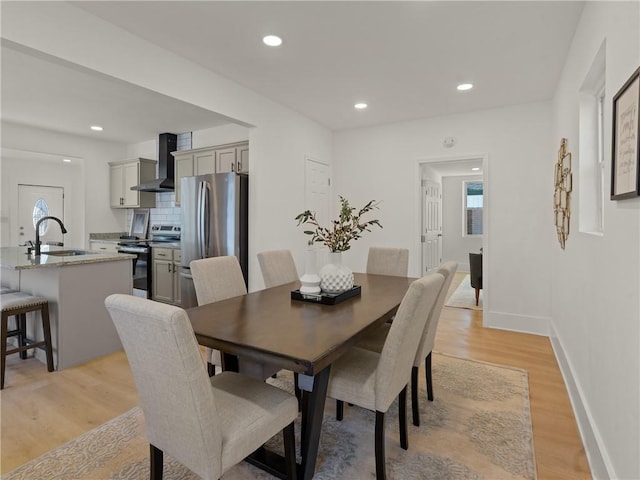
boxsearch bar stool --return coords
[1,292,54,389]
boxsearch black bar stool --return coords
[1,292,54,389]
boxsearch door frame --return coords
[413,153,489,314]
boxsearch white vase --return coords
[299,247,321,294]
[319,252,354,294]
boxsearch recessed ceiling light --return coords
[354,103,368,110]
[263,35,282,47]
[90,125,103,131]
[63,158,72,163]
[471,167,480,171]
[457,83,473,91]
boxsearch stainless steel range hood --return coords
[131,133,177,192]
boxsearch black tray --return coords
[291,285,361,305]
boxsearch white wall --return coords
[551,2,640,478]
[333,101,553,335]
[0,122,127,247]
[441,175,483,271]
[1,2,333,291]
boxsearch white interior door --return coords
[304,157,330,264]
[422,179,442,273]
[17,184,65,246]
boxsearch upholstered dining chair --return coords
[105,294,298,480]
[366,246,410,277]
[190,256,247,376]
[357,261,458,427]
[298,273,444,480]
[469,252,483,306]
[257,249,299,288]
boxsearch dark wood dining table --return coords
[187,272,415,480]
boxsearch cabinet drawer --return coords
[153,248,174,260]
[89,241,118,253]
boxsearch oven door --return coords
[118,246,152,299]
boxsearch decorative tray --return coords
[291,285,361,305]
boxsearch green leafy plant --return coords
[295,196,382,252]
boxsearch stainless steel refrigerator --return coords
[180,173,249,308]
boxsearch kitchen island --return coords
[0,246,134,370]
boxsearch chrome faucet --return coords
[35,216,68,256]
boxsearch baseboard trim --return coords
[483,310,550,336]
[549,322,612,479]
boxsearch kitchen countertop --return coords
[0,246,135,270]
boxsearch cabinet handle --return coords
[237,160,241,172]
[231,162,235,173]
[168,263,171,273]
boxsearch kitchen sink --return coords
[43,249,98,257]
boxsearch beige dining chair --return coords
[105,294,298,480]
[298,273,444,480]
[190,256,247,376]
[257,249,299,288]
[366,246,410,277]
[358,261,458,426]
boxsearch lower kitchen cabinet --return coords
[152,248,181,305]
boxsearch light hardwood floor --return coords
[1,273,591,478]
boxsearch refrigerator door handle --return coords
[197,181,207,259]
[203,181,211,256]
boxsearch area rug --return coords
[3,353,535,480]
[446,274,483,310]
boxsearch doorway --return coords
[17,184,65,246]
[304,156,331,264]
[418,155,487,276]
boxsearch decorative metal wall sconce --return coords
[554,138,573,249]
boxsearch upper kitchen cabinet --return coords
[173,142,248,205]
[109,158,157,208]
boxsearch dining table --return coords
[187,271,416,480]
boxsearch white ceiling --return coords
[2,1,584,144]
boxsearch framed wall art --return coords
[611,66,640,200]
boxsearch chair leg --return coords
[1,312,8,389]
[283,422,297,480]
[375,411,386,480]
[150,444,163,480]
[411,365,420,426]
[426,352,433,402]
[336,399,344,421]
[207,361,215,377]
[18,314,27,360]
[399,386,408,450]
[475,288,480,306]
[41,305,54,372]
[294,373,302,411]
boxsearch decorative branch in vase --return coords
[295,196,382,293]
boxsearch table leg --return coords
[301,366,331,480]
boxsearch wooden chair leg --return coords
[336,399,344,421]
[399,386,408,450]
[1,312,8,390]
[411,366,420,426]
[426,352,434,402]
[283,422,297,480]
[150,444,163,480]
[18,314,27,360]
[475,288,480,306]
[375,411,386,480]
[41,305,54,372]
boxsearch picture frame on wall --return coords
[611,66,640,200]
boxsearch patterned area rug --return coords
[3,353,535,480]
[446,275,483,310]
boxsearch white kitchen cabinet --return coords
[109,158,157,208]
[152,247,181,305]
[89,240,119,253]
[172,142,248,204]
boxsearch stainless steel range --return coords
[117,224,180,298]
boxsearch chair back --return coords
[375,273,444,411]
[257,249,299,288]
[190,256,247,304]
[105,294,223,480]
[366,246,409,277]
[469,252,483,289]
[413,261,458,367]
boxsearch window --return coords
[464,181,483,236]
[578,40,605,235]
